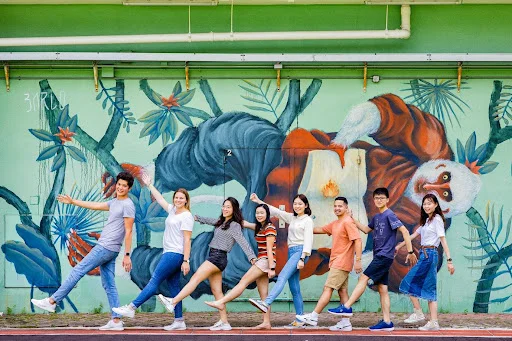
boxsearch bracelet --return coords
[447,258,452,262]
[408,250,414,254]
[300,258,305,262]
[270,267,276,271]
[125,252,130,256]
[356,257,361,261]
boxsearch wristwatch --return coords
[300,258,305,262]
[270,267,276,271]
[447,258,453,262]
[408,250,414,254]
[183,259,190,263]
[125,252,130,256]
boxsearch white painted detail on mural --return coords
[24,91,66,113]
[298,149,368,249]
[332,101,381,147]
[404,159,482,218]
[0,6,410,47]
[190,195,225,205]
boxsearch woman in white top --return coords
[112,174,194,331]
[248,193,314,328]
[397,193,455,331]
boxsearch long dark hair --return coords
[419,193,446,226]
[254,204,272,236]
[293,194,312,216]
[215,197,244,230]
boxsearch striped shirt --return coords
[196,215,256,261]
[255,224,277,260]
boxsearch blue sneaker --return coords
[327,304,353,317]
[369,320,394,331]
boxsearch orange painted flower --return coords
[464,159,482,175]
[54,126,76,144]
[161,94,180,109]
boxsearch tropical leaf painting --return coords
[456,132,499,174]
[130,187,167,233]
[240,79,288,119]
[465,203,512,313]
[96,80,137,133]
[52,185,106,252]
[138,79,211,146]
[403,79,470,127]
[491,83,512,126]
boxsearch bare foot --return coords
[253,322,271,330]
[205,301,225,310]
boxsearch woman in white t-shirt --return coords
[112,174,194,331]
[247,192,314,328]
[397,193,455,331]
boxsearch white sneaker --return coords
[296,313,318,326]
[164,320,187,330]
[31,298,56,313]
[329,320,353,332]
[158,294,175,313]
[209,320,232,331]
[419,320,440,331]
[404,312,426,323]
[112,305,135,318]
[248,298,268,313]
[99,320,124,331]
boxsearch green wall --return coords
[1,4,512,53]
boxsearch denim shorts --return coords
[364,255,394,286]
[207,248,228,271]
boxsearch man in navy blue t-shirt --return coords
[327,187,417,332]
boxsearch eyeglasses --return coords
[373,197,387,201]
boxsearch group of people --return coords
[30,171,455,332]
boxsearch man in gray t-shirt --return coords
[31,172,136,332]
[98,198,136,253]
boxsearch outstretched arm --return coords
[242,220,256,230]
[395,230,420,252]
[142,173,170,211]
[352,217,372,234]
[250,193,293,223]
[313,226,327,234]
[398,225,418,266]
[57,194,109,211]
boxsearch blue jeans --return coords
[132,252,184,318]
[265,245,308,315]
[51,244,120,318]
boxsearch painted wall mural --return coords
[0,77,510,314]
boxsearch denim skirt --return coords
[399,247,438,301]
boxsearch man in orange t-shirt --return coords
[296,197,362,331]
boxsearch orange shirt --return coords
[321,215,361,272]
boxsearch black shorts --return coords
[363,255,394,286]
[207,248,228,271]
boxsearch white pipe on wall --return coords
[0,5,410,47]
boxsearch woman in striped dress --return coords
[205,203,277,329]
